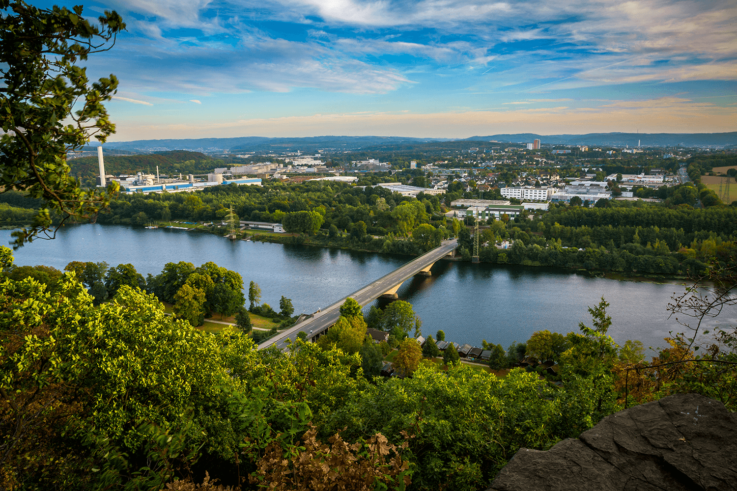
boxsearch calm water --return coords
[3,225,726,351]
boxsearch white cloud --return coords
[190,99,202,104]
[112,96,153,106]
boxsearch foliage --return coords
[235,307,252,334]
[248,281,261,309]
[173,284,206,327]
[378,300,420,338]
[422,336,440,358]
[0,0,125,247]
[442,344,460,365]
[279,296,294,317]
[317,315,367,355]
[525,330,570,362]
[435,330,445,341]
[338,297,362,319]
[394,338,423,377]
[105,263,145,297]
[249,425,411,491]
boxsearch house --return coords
[480,350,492,361]
[436,341,449,351]
[380,362,395,377]
[416,336,426,346]
[468,347,483,360]
[367,328,389,344]
[458,344,473,357]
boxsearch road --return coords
[258,239,458,350]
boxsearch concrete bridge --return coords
[258,239,458,350]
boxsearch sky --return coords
[36,0,737,140]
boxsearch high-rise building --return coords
[526,143,534,150]
[533,139,541,150]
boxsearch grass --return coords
[163,303,281,331]
[704,182,737,204]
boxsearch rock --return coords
[489,393,737,491]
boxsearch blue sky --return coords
[36,0,737,140]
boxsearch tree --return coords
[249,281,261,310]
[488,344,507,369]
[594,198,611,208]
[89,280,108,305]
[379,300,418,338]
[360,343,383,380]
[104,263,145,298]
[235,307,252,334]
[394,338,422,377]
[526,330,570,362]
[412,223,441,252]
[1,1,125,247]
[366,305,383,329]
[339,297,362,319]
[328,224,339,238]
[422,336,440,358]
[173,283,206,326]
[351,221,367,240]
[570,196,583,207]
[157,261,196,303]
[279,296,294,317]
[211,282,242,319]
[318,315,367,354]
[443,343,460,365]
[436,330,445,341]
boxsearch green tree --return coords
[157,261,196,303]
[436,330,445,341]
[318,315,367,354]
[328,224,339,238]
[89,280,108,305]
[173,283,206,326]
[488,344,507,369]
[360,343,383,380]
[235,306,252,334]
[412,223,441,252]
[104,263,145,298]
[211,282,242,319]
[379,300,418,338]
[422,336,440,358]
[1,1,125,247]
[279,296,295,317]
[249,280,261,310]
[394,338,422,377]
[570,196,583,207]
[443,343,460,365]
[339,297,363,319]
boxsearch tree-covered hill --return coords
[68,150,215,178]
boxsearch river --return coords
[2,224,725,351]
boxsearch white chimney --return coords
[156,165,160,183]
[97,146,106,187]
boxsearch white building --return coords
[550,183,611,204]
[607,173,664,185]
[307,176,358,183]
[376,183,443,197]
[500,186,552,201]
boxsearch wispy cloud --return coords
[112,96,153,106]
[190,99,202,104]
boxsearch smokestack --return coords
[156,165,160,183]
[97,146,106,187]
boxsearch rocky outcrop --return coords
[489,393,737,491]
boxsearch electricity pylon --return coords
[720,176,730,204]
[472,215,480,263]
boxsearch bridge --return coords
[258,239,458,350]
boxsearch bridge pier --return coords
[381,283,402,299]
[416,263,434,276]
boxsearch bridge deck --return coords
[258,239,458,350]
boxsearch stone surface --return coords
[489,394,737,491]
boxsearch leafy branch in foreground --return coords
[0,0,125,248]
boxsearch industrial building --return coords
[465,204,525,220]
[500,186,552,201]
[95,147,261,195]
[550,182,611,204]
[374,183,444,197]
[450,199,511,208]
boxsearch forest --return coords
[2,244,735,490]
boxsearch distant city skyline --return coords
[36,0,737,140]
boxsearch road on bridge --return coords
[258,239,458,350]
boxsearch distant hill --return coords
[69,151,214,177]
[95,132,737,153]
[97,136,446,153]
[468,132,737,148]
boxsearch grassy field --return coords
[163,303,281,330]
[701,176,737,203]
[713,166,737,175]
